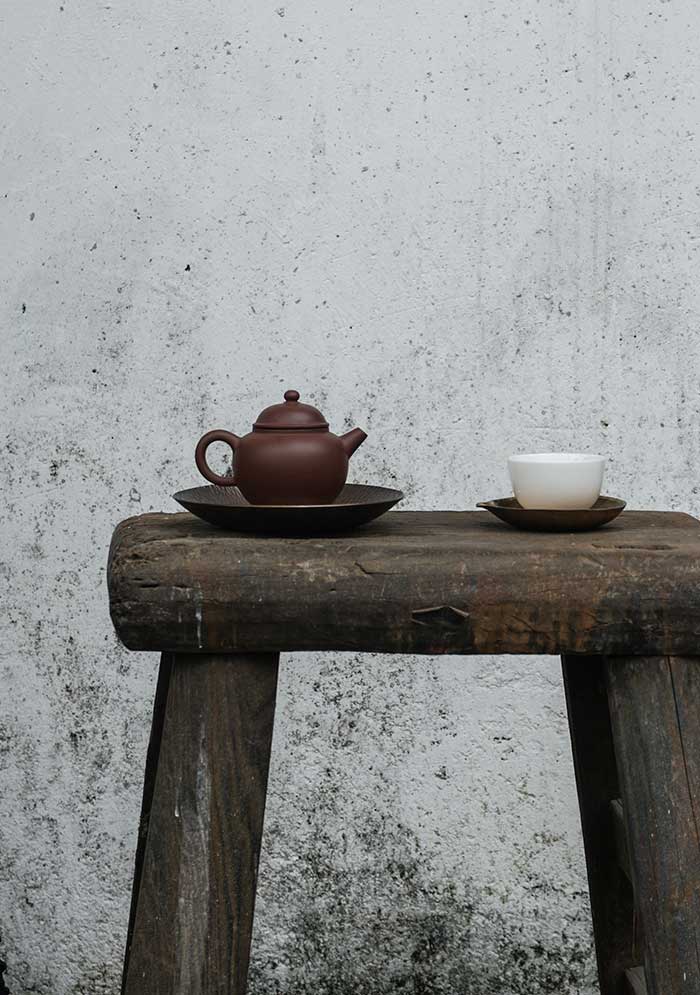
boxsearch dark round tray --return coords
[173,483,404,535]
[477,496,626,531]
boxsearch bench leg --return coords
[122,652,279,995]
[561,655,637,994]
[121,652,175,991]
[606,655,700,995]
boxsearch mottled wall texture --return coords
[2,0,700,991]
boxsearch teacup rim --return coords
[508,452,605,464]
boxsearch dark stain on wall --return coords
[249,810,593,995]
[0,957,8,995]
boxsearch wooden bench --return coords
[108,509,700,995]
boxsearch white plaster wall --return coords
[2,0,700,991]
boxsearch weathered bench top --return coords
[108,510,700,656]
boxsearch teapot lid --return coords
[253,389,329,430]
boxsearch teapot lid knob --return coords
[284,389,300,402]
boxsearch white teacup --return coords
[508,453,605,510]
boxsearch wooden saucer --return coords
[477,496,626,532]
[173,483,404,535]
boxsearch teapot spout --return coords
[340,427,367,457]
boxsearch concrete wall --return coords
[2,0,699,991]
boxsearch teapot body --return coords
[235,429,349,505]
[195,390,367,506]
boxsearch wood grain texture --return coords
[607,656,700,995]
[122,653,174,992]
[123,653,279,995]
[561,655,636,994]
[624,966,648,995]
[610,798,632,885]
[108,510,700,655]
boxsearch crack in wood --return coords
[591,543,674,551]
[354,561,392,577]
[411,605,471,629]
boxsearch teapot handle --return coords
[195,430,241,487]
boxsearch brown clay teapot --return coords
[195,390,367,505]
